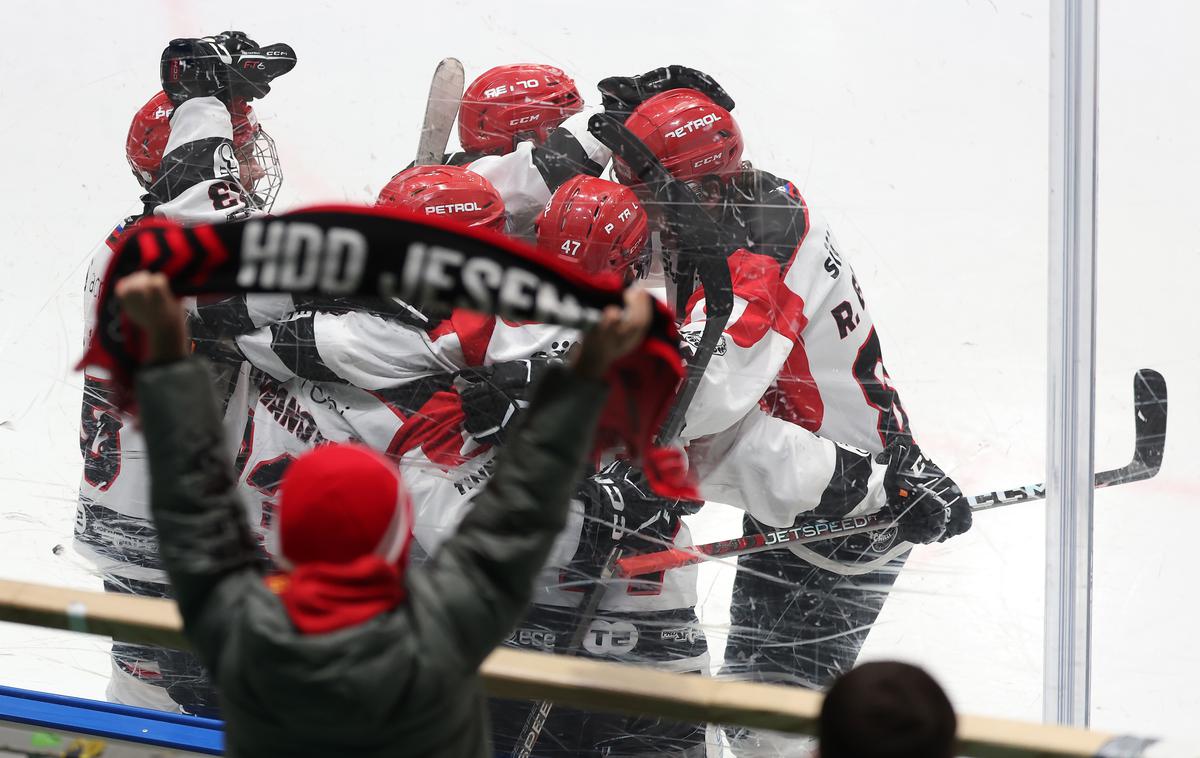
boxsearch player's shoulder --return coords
[736,168,812,259]
[736,168,809,212]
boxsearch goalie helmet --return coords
[536,175,649,282]
[614,88,744,186]
[125,91,283,211]
[376,165,506,232]
[458,64,583,155]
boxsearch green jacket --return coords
[138,358,607,757]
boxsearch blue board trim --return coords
[0,685,223,754]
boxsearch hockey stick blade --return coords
[967,367,1166,510]
[414,57,464,167]
[617,368,1168,578]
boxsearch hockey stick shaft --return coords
[512,114,737,758]
[414,58,464,167]
[617,368,1168,578]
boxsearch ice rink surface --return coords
[0,0,1197,744]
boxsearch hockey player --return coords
[458,65,743,241]
[422,62,613,237]
[76,31,294,715]
[376,164,507,231]
[598,81,972,698]
[229,164,514,562]
[233,167,948,755]
[458,64,584,158]
[477,171,979,757]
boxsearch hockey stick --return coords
[510,114,737,758]
[617,368,1168,578]
[414,58,464,166]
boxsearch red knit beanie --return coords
[271,444,412,569]
[265,444,413,635]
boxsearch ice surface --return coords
[0,0,1197,752]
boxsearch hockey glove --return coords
[881,440,972,544]
[598,65,735,123]
[458,359,557,446]
[161,38,232,105]
[216,31,296,101]
[568,460,700,587]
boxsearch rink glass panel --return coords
[13,0,1186,752]
[1087,0,1200,742]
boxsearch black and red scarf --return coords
[79,204,697,498]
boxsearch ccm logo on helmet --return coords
[508,114,541,126]
[238,220,368,295]
[425,202,482,216]
[665,113,723,139]
[692,152,725,169]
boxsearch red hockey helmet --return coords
[536,175,649,281]
[376,165,506,232]
[614,88,744,185]
[458,64,583,155]
[125,91,175,189]
[125,92,283,211]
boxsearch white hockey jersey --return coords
[76,93,269,585]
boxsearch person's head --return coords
[125,90,283,211]
[376,164,507,232]
[535,175,649,284]
[613,88,744,197]
[267,444,414,634]
[271,444,412,571]
[458,63,583,155]
[818,661,956,758]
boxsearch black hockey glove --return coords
[881,440,973,544]
[598,65,736,123]
[161,38,232,105]
[458,359,558,446]
[215,31,296,101]
[568,460,700,588]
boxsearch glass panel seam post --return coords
[1046,0,1098,727]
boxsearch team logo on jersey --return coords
[532,339,575,360]
[870,525,899,553]
[214,142,239,180]
[681,330,727,357]
[582,620,639,656]
[660,626,704,644]
[506,627,558,650]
